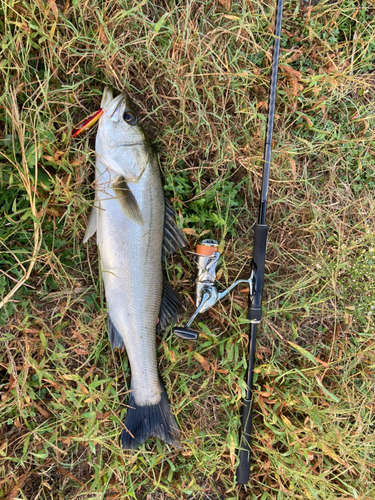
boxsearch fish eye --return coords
[123,111,137,125]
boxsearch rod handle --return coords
[248,224,268,322]
[236,398,253,484]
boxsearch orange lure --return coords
[71,109,103,138]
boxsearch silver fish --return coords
[83,86,186,448]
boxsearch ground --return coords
[0,0,375,499]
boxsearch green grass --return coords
[1,0,375,498]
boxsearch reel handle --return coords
[172,288,212,341]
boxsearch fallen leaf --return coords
[83,365,96,380]
[59,302,67,315]
[218,0,231,9]
[54,150,65,161]
[223,14,241,21]
[258,396,269,416]
[182,227,197,236]
[290,158,296,176]
[9,373,17,389]
[6,470,29,500]
[96,411,110,420]
[291,76,303,96]
[99,25,109,45]
[57,468,84,486]
[77,382,89,395]
[72,329,87,345]
[246,0,255,13]
[210,362,228,375]
[345,312,353,326]
[43,155,57,163]
[48,0,58,18]
[34,403,51,419]
[74,348,89,355]
[280,65,302,79]
[301,114,313,127]
[199,230,211,237]
[228,434,236,467]
[281,415,294,428]
[14,417,22,429]
[194,352,210,371]
[320,444,351,469]
[258,386,274,398]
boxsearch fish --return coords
[83,86,187,448]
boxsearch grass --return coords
[1,0,375,498]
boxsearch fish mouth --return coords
[104,93,127,120]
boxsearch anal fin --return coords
[108,316,125,349]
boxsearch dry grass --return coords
[1,0,375,499]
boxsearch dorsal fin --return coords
[163,198,188,256]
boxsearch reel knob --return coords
[172,327,199,340]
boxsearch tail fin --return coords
[121,386,180,449]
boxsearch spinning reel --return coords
[173,239,257,340]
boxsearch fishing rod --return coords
[173,0,284,484]
[236,0,284,483]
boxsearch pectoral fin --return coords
[83,205,98,244]
[113,177,144,225]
